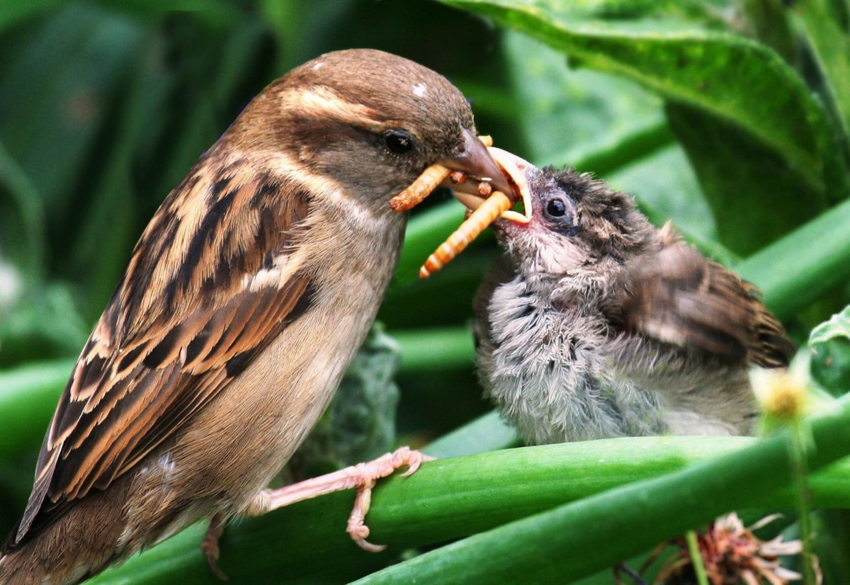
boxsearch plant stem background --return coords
[2,0,850,583]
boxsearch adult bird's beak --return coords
[438,128,513,198]
[450,146,534,224]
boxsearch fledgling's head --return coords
[222,48,507,212]
[484,157,658,279]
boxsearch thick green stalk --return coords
[392,326,475,374]
[89,435,850,585]
[423,410,519,458]
[735,197,850,320]
[352,398,850,584]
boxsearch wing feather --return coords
[9,153,314,548]
[621,223,794,367]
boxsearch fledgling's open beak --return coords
[451,146,533,224]
[438,128,513,198]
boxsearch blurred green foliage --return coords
[2,0,850,583]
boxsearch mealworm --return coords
[389,136,495,212]
[419,190,513,278]
[389,164,451,212]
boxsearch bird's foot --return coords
[246,447,434,552]
[201,513,229,581]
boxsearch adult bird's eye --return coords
[546,198,567,217]
[384,130,414,154]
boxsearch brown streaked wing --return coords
[621,224,794,368]
[10,154,314,547]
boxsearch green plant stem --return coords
[89,434,850,585]
[791,421,817,585]
[423,410,519,458]
[685,530,709,585]
[352,397,850,585]
[735,197,850,320]
[393,326,475,373]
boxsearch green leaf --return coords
[439,0,838,196]
[795,0,850,142]
[810,305,850,395]
[667,101,824,254]
[500,29,666,167]
[810,306,850,345]
[741,0,799,66]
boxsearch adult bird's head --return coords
[223,48,509,219]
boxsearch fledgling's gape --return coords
[472,158,795,444]
[0,49,511,585]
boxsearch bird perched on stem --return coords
[468,153,794,445]
[0,48,509,585]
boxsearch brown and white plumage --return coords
[472,161,794,445]
[1,49,505,584]
[14,155,313,545]
[620,222,791,369]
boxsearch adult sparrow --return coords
[0,48,509,585]
[469,153,794,445]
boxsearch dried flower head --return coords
[642,513,819,585]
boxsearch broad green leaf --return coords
[608,144,722,252]
[424,410,519,458]
[741,0,798,66]
[501,30,666,167]
[667,101,823,254]
[795,0,850,142]
[439,0,838,199]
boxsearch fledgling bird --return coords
[0,49,510,585]
[470,157,795,445]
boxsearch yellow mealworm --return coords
[389,164,450,212]
[419,190,513,278]
[478,135,493,147]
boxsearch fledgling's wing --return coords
[621,223,794,368]
[8,151,316,549]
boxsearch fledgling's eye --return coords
[543,195,579,236]
[546,198,567,217]
[384,130,415,154]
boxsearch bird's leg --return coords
[201,512,229,581]
[244,446,434,552]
